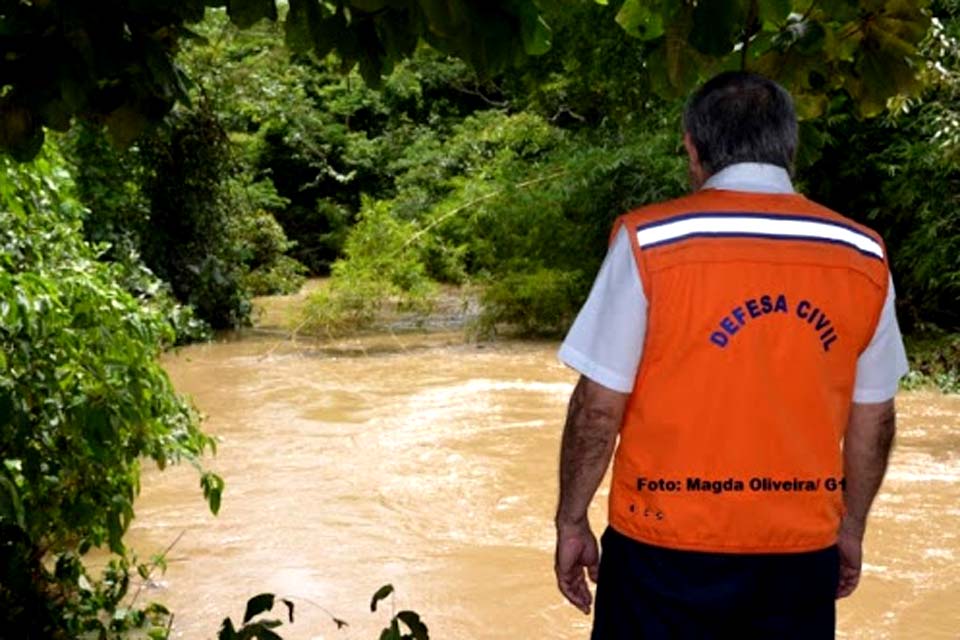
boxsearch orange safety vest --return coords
[608,188,889,554]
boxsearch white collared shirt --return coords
[558,163,909,401]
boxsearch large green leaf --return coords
[370,584,394,612]
[822,21,863,62]
[794,91,830,119]
[0,475,26,530]
[227,0,279,29]
[242,593,275,624]
[0,105,44,162]
[851,43,921,116]
[375,9,421,64]
[105,104,150,149]
[285,0,323,53]
[846,0,929,116]
[396,610,429,640]
[757,0,791,29]
[647,5,703,99]
[418,0,467,37]
[882,0,931,32]
[521,15,552,55]
[380,626,401,640]
[615,0,666,40]
[200,471,224,515]
[218,618,237,640]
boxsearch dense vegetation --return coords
[0,147,222,637]
[0,0,550,159]
[166,2,956,345]
[2,0,959,636]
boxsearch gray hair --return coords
[682,71,798,176]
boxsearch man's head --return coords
[682,71,798,189]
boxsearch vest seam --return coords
[645,256,888,290]
[621,216,651,301]
[859,270,891,356]
[608,522,838,554]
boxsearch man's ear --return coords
[683,131,707,190]
[683,131,699,165]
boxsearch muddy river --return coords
[121,327,960,639]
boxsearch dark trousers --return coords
[592,527,840,640]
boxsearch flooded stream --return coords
[122,326,960,639]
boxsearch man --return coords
[554,71,908,639]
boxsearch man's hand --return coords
[555,520,600,614]
[836,521,864,598]
[554,376,628,613]
[838,399,895,599]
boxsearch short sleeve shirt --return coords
[558,163,910,402]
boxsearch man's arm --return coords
[837,399,897,598]
[555,375,629,614]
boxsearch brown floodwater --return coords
[120,328,960,639]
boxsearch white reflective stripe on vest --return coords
[635,215,884,259]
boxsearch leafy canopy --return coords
[603,0,931,117]
[0,0,934,161]
[0,0,549,160]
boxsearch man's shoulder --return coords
[617,193,706,227]
[789,196,885,246]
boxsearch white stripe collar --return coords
[702,163,794,194]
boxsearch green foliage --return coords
[62,123,213,344]
[300,5,958,342]
[304,104,685,337]
[801,110,960,329]
[62,123,151,255]
[0,0,547,160]
[799,1,960,332]
[902,329,960,392]
[282,0,549,84]
[219,586,427,639]
[138,104,254,329]
[0,150,220,636]
[177,14,507,273]
[299,198,436,336]
[604,0,932,117]
[64,109,306,329]
[218,592,294,640]
[502,1,656,124]
[371,584,430,640]
[2,0,938,162]
[478,269,587,338]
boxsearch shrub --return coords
[0,151,220,637]
[478,268,587,337]
[66,115,307,328]
[236,209,308,296]
[138,104,254,329]
[299,198,436,336]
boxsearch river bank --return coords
[250,279,959,394]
